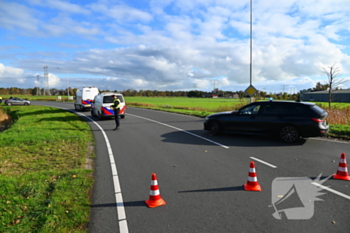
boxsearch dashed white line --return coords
[250,157,277,168]
[312,182,350,200]
[128,113,229,149]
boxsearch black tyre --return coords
[98,111,104,120]
[91,109,95,117]
[209,121,221,135]
[24,102,29,106]
[7,102,11,106]
[279,125,300,143]
[74,104,79,111]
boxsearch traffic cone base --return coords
[333,174,350,181]
[244,183,262,191]
[244,161,262,192]
[145,198,166,208]
[333,153,350,181]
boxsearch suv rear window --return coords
[310,105,327,115]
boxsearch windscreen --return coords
[103,96,114,103]
[103,95,124,103]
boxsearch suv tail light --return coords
[311,117,324,122]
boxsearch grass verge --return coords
[0,105,94,233]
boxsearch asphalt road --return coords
[34,101,350,233]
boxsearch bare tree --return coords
[322,63,348,109]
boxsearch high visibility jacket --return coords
[112,99,121,109]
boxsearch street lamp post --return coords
[250,0,253,103]
[57,67,69,100]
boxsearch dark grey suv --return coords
[204,100,329,143]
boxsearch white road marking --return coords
[312,182,350,200]
[128,113,229,149]
[250,157,277,168]
[51,106,129,233]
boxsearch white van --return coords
[74,87,99,111]
[91,92,126,120]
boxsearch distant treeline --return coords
[0,87,300,99]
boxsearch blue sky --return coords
[0,0,350,93]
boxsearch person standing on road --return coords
[111,95,121,131]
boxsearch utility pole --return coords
[43,66,51,96]
[211,79,218,93]
[249,0,253,103]
[281,85,288,94]
[36,75,40,96]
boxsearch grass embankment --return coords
[125,97,350,139]
[0,106,93,233]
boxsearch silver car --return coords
[5,97,31,106]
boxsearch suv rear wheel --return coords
[279,125,300,143]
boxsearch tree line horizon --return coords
[0,81,342,100]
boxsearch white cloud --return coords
[0,2,39,33]
[0,0,350,93]
[29,0,90,14]
[89,3,153,23]
[0,63,24,76]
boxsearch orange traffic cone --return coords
[244,161,262,191]
[333,153,350,181]
[145,173,166,208]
